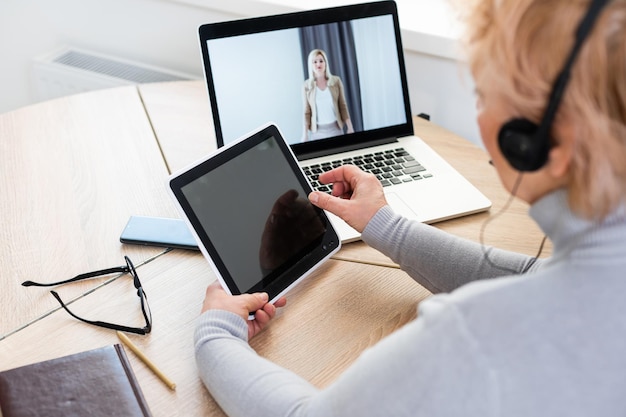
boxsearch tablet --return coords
[168,123,340,306]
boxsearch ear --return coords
[546,124,575,179]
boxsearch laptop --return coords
[198,0,491,242]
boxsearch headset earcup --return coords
[498,118,549,172]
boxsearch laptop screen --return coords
[199,1,414,159]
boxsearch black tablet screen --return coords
[179,133,329,294]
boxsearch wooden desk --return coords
[0,87,177,338]
[0,81,549,417]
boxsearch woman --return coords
[301,49,355,142]
[195,0,626,415]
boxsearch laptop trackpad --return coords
[386,192,419,219]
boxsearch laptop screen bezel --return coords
[198,0,414,160]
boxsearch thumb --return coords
[308,191,347,217]
[244,292,270,312]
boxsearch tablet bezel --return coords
[168,123,340,304]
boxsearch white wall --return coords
[0,0,481,145]
[207,28,304,143]
[404,51,479,147]
[0,0,232,112]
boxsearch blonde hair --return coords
[307,49,332,80]
[457,0,626,219]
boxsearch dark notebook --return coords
[0,344,152,417]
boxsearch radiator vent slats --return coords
[32,47,196,102]
[53,50,189,84]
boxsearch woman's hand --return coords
[345,119,355,134]
[201,282,287,340]
[308,164,387,233]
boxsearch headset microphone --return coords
[498,0,610,172]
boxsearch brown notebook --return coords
[0,344,152,417]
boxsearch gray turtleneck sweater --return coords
[194,189,626,416]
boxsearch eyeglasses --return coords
[22,256,152,335]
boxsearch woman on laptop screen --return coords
[301,48,355,142]
[195,0,626,415]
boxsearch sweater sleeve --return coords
[195,294,499,417]
[194,310,326,417]
[361,205,541,293]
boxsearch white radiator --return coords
[32,47,196,101]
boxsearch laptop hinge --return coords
[296,137,399,161]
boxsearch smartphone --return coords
[120,215,199,251]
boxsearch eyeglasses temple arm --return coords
[49,290,150,335]
[21,266,128,287]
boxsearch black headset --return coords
[498,0,610,172]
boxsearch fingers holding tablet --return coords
[201,281,287,339]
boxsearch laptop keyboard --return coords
[303,147,433,193]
